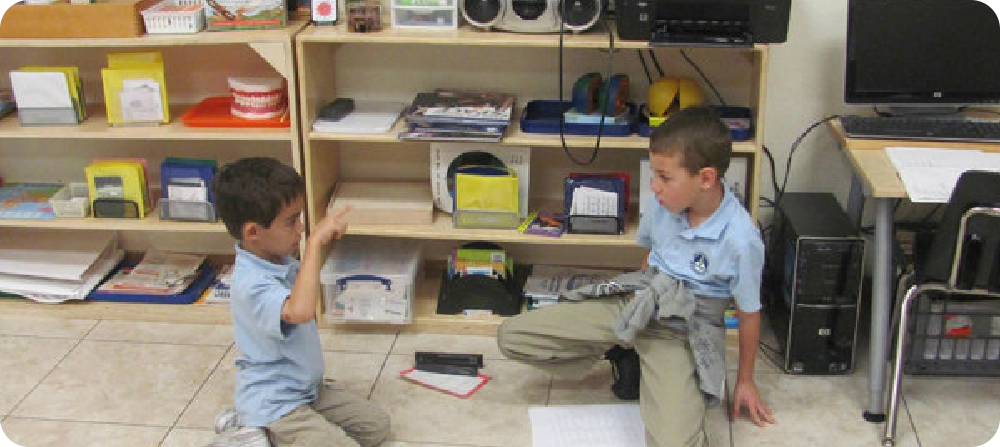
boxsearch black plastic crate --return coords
[905,292,1000,376]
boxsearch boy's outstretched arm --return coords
[282,206,353,324]
[733,309,777,427]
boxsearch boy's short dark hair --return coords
[213,157,305,240]
[649,106,732,176]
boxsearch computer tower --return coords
[763,192,866,375]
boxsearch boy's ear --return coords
[698,166,719,188]
[241,221,262,241]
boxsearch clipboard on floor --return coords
[400,367,491,398]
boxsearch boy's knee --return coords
[496,317,522,357]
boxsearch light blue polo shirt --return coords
[230,244,324,427]
[636,187,764,313]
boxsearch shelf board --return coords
[309,118,758,152]
[0,105,294,141]
[0,211,227,233]
[0,22,308,48]
[346,209,639,246]
[297,23,767,51]
[0,298,233,324]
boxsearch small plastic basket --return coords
[49,183,90,218]
[142,0,206,34]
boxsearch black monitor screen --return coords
[845,0,1000,105]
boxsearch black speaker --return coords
[462,0,503,27]
[561,0,602,31]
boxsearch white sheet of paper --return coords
[530,404,646,447]
[120,79,163,122]
[885,147,1000,203]
[9,71,73,108]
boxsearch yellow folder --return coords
[85,160,149,218]
[18,65,86,121]
[101,52,169,125]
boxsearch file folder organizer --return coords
[452,165,520,229]
[563,173,629,235]
[87,264,216,304]
[159,158,216,222]
[9,70,82,125]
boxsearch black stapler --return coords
[318,98,355,121]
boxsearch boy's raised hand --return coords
[313,205,353,246]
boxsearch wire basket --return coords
[905,292,1000,376]
[142,0,206,34]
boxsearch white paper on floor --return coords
[529,404,646,447]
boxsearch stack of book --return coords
[398,89,515,142]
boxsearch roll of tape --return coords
[599,74,630,116]
[572,72,602,113]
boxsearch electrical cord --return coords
[637,50,653,85]
[680,49,726,106]
[762,145,779,200]
[647,49,665,77]
[558,13,615,166]
[775,115,842,209]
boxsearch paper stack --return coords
[0,230,124,303]
[523,265,625,310]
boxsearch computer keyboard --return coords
[840,115,1000,142]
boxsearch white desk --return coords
[831,119,1000,422]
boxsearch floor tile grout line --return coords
[157,342,235,447]
[1,415,175,429]
[368,331,399,400]
[903,395,923,447]
[6,320,97,418]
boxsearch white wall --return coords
[762,0,858,222]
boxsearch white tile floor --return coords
[0,315,997,447]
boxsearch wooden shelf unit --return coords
[0,23,306,319]
[296,24,769,334]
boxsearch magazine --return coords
[405,89,515,126]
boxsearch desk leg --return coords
[865,197,894,423]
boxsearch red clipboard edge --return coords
[400,367,492,398]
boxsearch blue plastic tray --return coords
[519,100,637,136]
[87,264,217,304]
[637,105,754,141]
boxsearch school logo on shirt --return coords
[691,252,709,275]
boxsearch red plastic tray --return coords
[181,96,290,128]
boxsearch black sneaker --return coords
[604,345,640,401]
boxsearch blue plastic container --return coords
[519,100,637,137]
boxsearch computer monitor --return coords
[845,0,1000,115]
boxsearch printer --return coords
[615,0,790,45]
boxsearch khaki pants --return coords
[497,298,708,447]
[267,381,390,447]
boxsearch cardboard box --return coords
[0,0,160,38]
[204,0,286,30]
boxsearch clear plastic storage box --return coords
[391,0,458,30]
[321,238,421,324]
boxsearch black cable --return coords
[762,145,779,201]
[920,204,942,223]
[680,49,726,106]
[647,49,665,77]
[637,50,653,85]
[558,12,614,166]
[776,115,841,209]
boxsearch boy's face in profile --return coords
[649,151,704,214]
[245,195,306,262]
